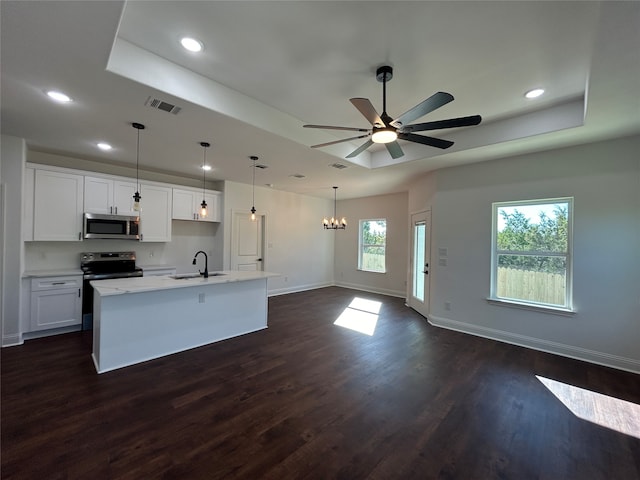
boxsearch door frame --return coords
[407,209,431,318]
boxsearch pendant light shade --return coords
[250,156,258,221]
[199,142,210,218]
[323,186,347,229]
[131,122,145,211]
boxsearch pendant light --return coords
[131,122,145,212]
[199,142,210,218]
[250,155,258,221]
[323,186,347,229]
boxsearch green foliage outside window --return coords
[493,199,572,308]
[497,205,568,275]
[360,220,386,272]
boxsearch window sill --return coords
[357,269,386,274]
[486,298,576,316]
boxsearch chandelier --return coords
[323,186,347,230]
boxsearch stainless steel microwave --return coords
[83,213,140,240]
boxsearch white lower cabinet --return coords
[29,276,82,331]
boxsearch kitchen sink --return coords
[168,273,226,280]
[169,273,202,279]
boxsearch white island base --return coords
[91,272,275,374]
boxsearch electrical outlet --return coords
[198,293,205,303]
[284,276,288,282]
[444,302,451,311]
[438,258,448,266]
[438,248,448,257]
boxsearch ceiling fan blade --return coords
[346,139,374,158]
[390,92,455,128]
[311,134,370,149]
[398,132,454,149]
[385,141,404,159]
[304,124,369,132]
[350,98,384,127]
[403,115,482,132]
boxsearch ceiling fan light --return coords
[372,128,398,144]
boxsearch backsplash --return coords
[24,220,220,273]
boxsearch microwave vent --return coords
[144,96,182,115]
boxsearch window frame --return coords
[358,218,387,274]
[489,197,574,312]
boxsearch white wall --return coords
[23,221,219,274]
[1,135,26,346]
[334,192,408,297]
[222,181,334,295]
[410,135,640,373]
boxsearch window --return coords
[359,219,386,273]
[490,198,573,310]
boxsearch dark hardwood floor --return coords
[2,286,639,479]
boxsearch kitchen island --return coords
[91,271,278,373]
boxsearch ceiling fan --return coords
[304,65,482,159]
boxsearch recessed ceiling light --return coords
[46,90,72,102]
[525,88,545,99]
[201,165,212,171]
[180,37,203,52]
[97,142,112,151]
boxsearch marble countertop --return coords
[23,269,83,278]
[91,270,279,296]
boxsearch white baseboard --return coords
[2,333,23,347]
[268,281,333,297]
[333,281,406,299]
[268,282,406,299]
[429,315,640,374]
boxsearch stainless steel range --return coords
[81,251,143,329]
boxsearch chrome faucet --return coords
[192,251,208,278]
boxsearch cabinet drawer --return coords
[31,276,82,291]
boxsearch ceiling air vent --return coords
[329,163,348,170]
[144,96,182,115]
[289,174,306,179]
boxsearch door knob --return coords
[257,258,263,261]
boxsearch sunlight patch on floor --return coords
[333,297,382,336]
[537,375,640,439]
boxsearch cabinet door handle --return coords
[114,206,118,214]
[78,288,81,297]
[52,282,65,285]
[78,231,82,240]
[110,206,113,214]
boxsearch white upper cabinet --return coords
[24,164,222,243]
[84,176,138,216]
[172,187,221,222]
[139,183,172,242]
[23,167,35,241]
[33,169,84,241]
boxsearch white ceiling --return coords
[2,1,639,199]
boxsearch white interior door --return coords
[408,210,431,318]
[231,212,264,271]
